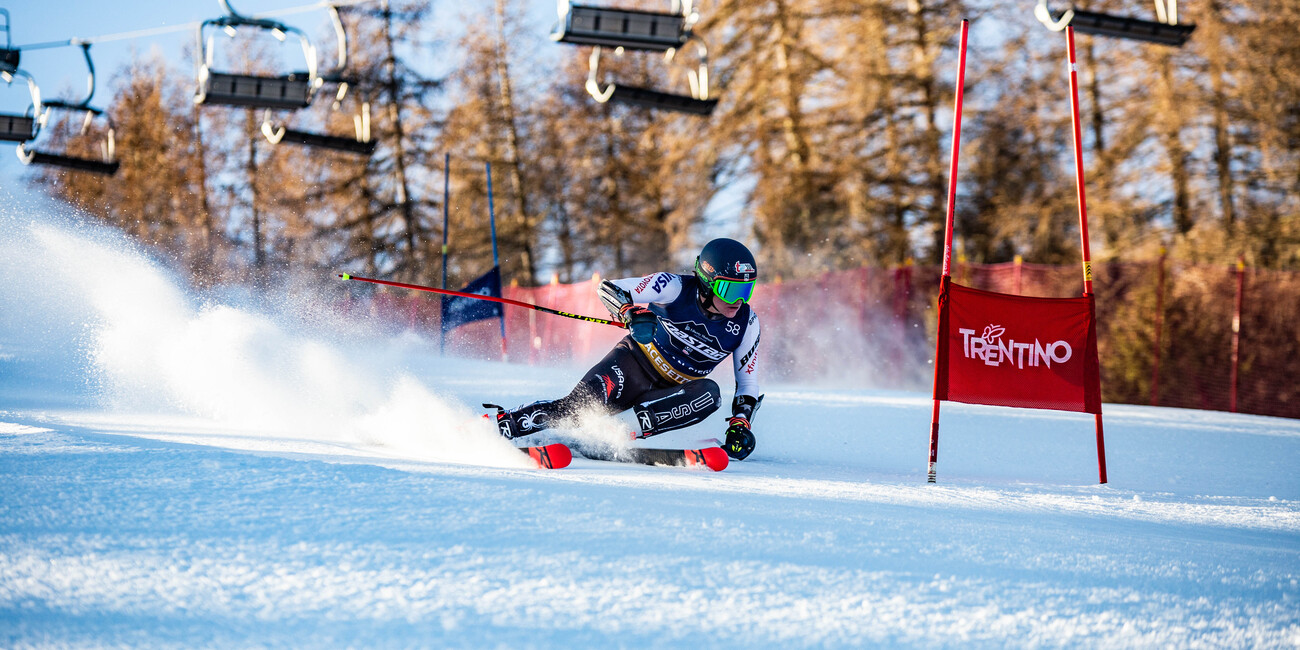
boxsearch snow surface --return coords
[2,188,1299,648]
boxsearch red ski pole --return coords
[338,273,626,329]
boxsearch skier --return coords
[485,238,763,460]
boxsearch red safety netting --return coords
[342,259,1300,420]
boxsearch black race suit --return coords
[505,272,760,437]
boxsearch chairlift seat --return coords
[197,71,313,109]
[22,149,119,175]
[274,127,376,156]
[0,114,35,142]
[554,5,687,52]
[610,85,716,115]
[1057,8,1195,46]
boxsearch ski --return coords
[575,445,730,472]
[518,443,572,469]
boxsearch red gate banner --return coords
[935,280,1102,414]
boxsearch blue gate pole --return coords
[486,162,508,362]
[440,153,450,352]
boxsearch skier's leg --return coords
[630,378,721,438]
[492,340,650,438]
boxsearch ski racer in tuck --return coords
[485,238,764,460]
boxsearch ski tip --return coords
[548,444,573,469]
[338,273,351,281]
[526,443,572,470]
[698,447,730,472]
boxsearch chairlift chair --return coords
[16,42,119,175]
[585,41,716,115]
[261,5,375,156]
[0,9,40,144]
[1036,0,1196,47]
[194,0,318,109]
[554,1,718,116]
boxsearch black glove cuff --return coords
[732,394,763,421]
[625,308,658,344]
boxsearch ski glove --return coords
[724,416,755,460]
[620,305,658,345]
[598,280,634,318]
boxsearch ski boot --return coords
[482,403,521,440]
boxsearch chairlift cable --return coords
[14,0,379,52]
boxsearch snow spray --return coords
[0,187,528,467]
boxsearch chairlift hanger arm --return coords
[0,68,41,143]
[324,4,348,79]
[1,67,41,111]
[54,43,98,109]
[1,9,19,75]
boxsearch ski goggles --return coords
[708,276,756,305]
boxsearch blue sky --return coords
[5,1,562,88]
[1,0,560,176]
[2,0,749,249]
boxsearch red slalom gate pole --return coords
[1150,247,1166,406]
[1066,27,1107,484]
[338,273,627,329]
[1229,256,1245,413]
[928,19,969,485]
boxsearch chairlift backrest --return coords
[0,68,40,143]
[1035,0,1195,47]
[194,0,318,109]
[608,84,716,115]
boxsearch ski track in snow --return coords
[2,409,1298,648]
[2,189,1300,647]
[2,425,1298,648]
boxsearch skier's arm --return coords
[598,273,680,344]
[724,314,762,461]
[732,312,761,402]
[599,273,682,312]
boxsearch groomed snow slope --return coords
[2,190,1298,648]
